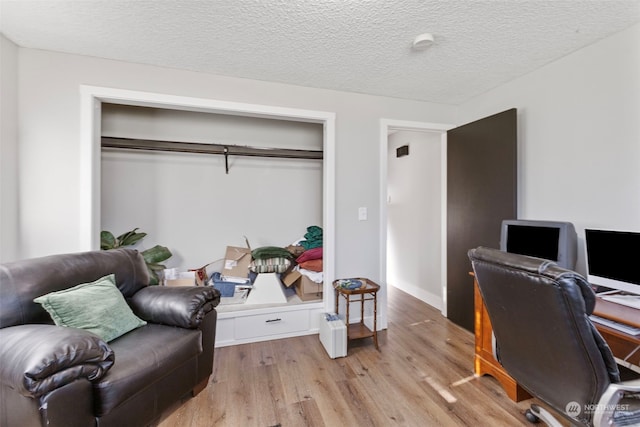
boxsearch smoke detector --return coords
[412,33,435,50]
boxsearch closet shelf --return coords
[101,137,323,174]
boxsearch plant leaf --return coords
[117,228,147,247]
[142,245,172,264]
[147,268,160,285]
[121,232,146,247]
[100,231,116,250]
[115,229,135,246]
[146,262,167,272]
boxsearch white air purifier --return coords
[319,313,347,358]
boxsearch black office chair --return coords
[468,247,640,427]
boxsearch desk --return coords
[472,274,640,402]
[334,278,380,350]
[592,297,640,367]
[472,276,531,402]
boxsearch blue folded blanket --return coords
[335,279,363,290]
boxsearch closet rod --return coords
[101,137,323,160]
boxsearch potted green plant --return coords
[100,228,172,285]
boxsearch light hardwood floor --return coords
[159,285,558,427]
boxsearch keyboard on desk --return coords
[590,315,640,336]
[600,294,640,310]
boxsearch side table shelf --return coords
[334,278,380,351]
[348,323,374,341]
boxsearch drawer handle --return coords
[265,318,282,323]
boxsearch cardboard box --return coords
[164,269,196,286]
[281,270,302,288]
[281,269,323,301]
[295,274,323,301]
[222,246,252,279]
[165,278,196,287]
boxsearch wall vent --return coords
[396,145,409,158]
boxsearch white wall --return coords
[459,23,640,275]
[101,104,324,270]
[387,130,443,309]
[8,22,637,304]
[0,34,19,262]
[13,47,457,285]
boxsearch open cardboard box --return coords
[164,270,197,287]
[282,270,323,301]
[165,278,196,287]
[222,245,252,280]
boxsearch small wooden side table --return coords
[333,278,380,350]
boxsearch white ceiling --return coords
[1,0,639,105]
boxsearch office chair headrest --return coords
[468,247,596,314]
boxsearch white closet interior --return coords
[101,104,324,271]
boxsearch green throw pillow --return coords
[34,274,147,342]
[251,246,294,260]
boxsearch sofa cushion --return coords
[92,324,202,416]
[34,274,147,342]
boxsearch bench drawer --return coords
[235,310,309,340]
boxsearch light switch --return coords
[358,207,368,221]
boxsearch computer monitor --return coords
[499,219,577,270]
[585,229,640,295]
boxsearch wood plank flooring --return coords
[159,285,562,427]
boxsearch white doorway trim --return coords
[379,119,454,315]
[79,85,336,312]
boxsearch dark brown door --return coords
[447,109,517,331]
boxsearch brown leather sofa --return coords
[0,248,221,427]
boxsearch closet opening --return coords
[80,86,336,314]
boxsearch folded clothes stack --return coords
[293,226,323,285]
[300,225,323,250]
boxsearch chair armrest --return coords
[130,286,220,329]
[0,324,114,398]
[593,379,640,427]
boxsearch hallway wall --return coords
[387,130,444,309]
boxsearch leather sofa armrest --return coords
[0,324,114,398]
[130,286,221,329]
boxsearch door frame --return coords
[379,119,454,316]
[79,85,337,312]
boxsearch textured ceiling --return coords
[1,0,639,105]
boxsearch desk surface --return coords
[592,296,640,368]
[593,296,640,329]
